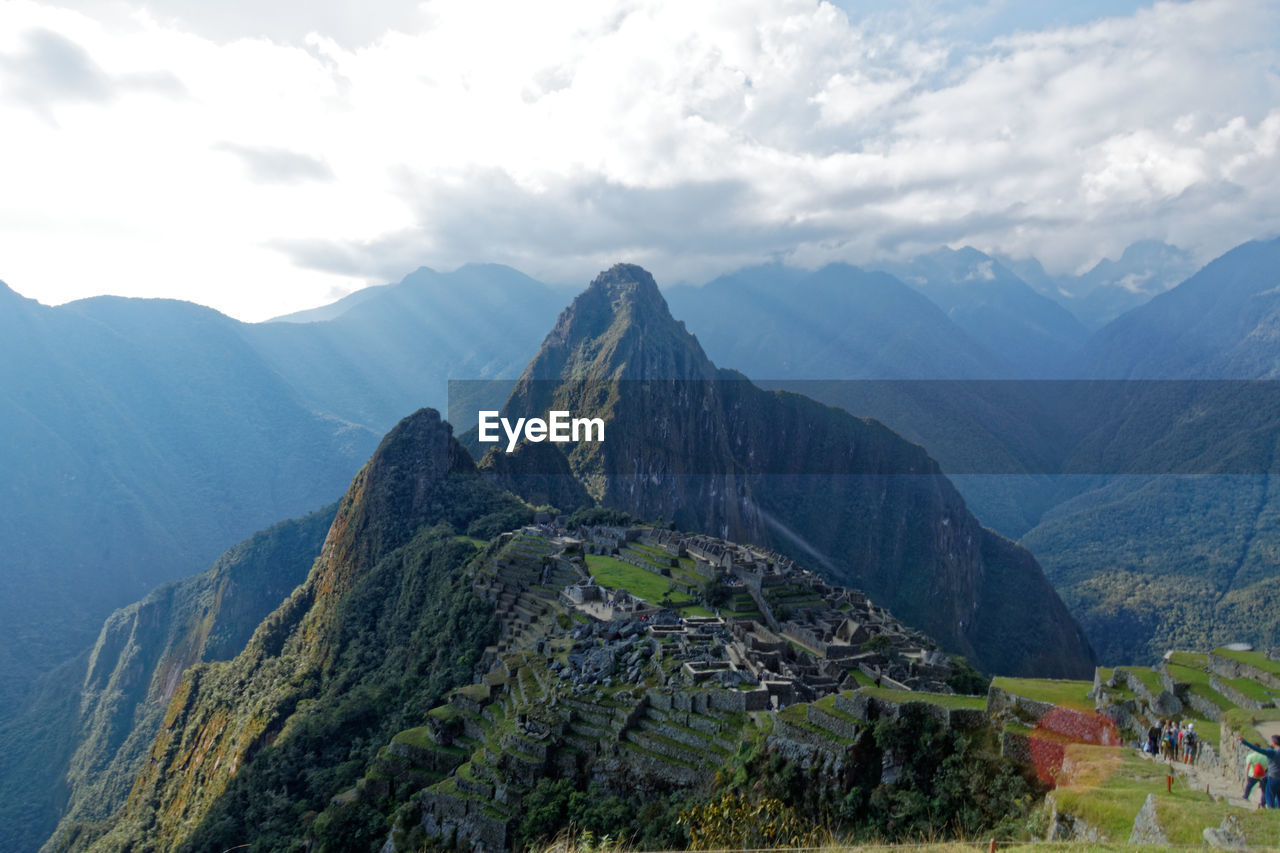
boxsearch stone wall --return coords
[1209,674,1273,710]
[1218,718,1254,783]
[806,705,859,740]
[782,625,828,656]
[708,686,770,712]
[838,690,986,732]
[1209,652,1280,693]
[413,789,510,852]
[1184,691,1225,722]
[651,686,769,714]
[988,685,1057,724]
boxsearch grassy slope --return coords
[991,677,1095,712]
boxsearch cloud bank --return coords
[0,0,1277,319]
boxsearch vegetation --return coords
[40,505,337,853]
[1224,708,1280,745]
[945,656,990,696]
[466,504,535,539]
[515,780,687,851]
[1050,744,1280,845]
[115,524,496,852]
[680,791,823,849]
[564,506,632,528]
[65,413,530,852]
[510,700,1043,851]
[584,554,695,609]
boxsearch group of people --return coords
[1137,722,1280,810]
[1144,720,1201,763]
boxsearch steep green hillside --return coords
[1015,237,1280,663]
[63,409,526,851]
[31,506,334,853]
[0,264,562,851]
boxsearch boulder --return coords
[1203,815,1249,850]
[1151,689,1183,717]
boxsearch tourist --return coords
[1245,748,1268,807]
[1146,722,1161,755]
[1236,733,1280,808]
[1184,723,1198,764]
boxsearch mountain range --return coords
[11,261,1094,851]
[0,265,564,710]
[3,234,1280,849]
[37,250,1095,847]
[999,240,1198,329]
[870,248,1090,377]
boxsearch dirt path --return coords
[1254,721,1280,741]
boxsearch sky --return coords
[0,0,1277,321]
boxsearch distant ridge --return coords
[873,247,1089,377]
[1078,236,1280,378]
[665,262,1008,379]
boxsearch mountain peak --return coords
[315,408,475,598]
[580,263,670,318]
[589,261,661,292]
[519,263,712,384]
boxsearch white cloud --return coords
[0,0,1277,320]
[214,143,334,184]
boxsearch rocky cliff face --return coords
[37,506,333,852]
[496,264,1094,677]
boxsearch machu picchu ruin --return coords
[475,522,960,701]
[329,520,1280,851]
[336,521,990,850]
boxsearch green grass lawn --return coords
[1168,651,1208,668]
[991,677,1095,712]
[1116,666,1164,697]
[1222,674,1279,705]
[859,686,987,711]
[630,542,677,561]
[1048,746,1204,843]
[1215,647,1280,679]
[585,554,693,606]
[1224,707,1280,743]
[1049,744,1280,846]
[1164,662,1234,712]
[851,669,875,687]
